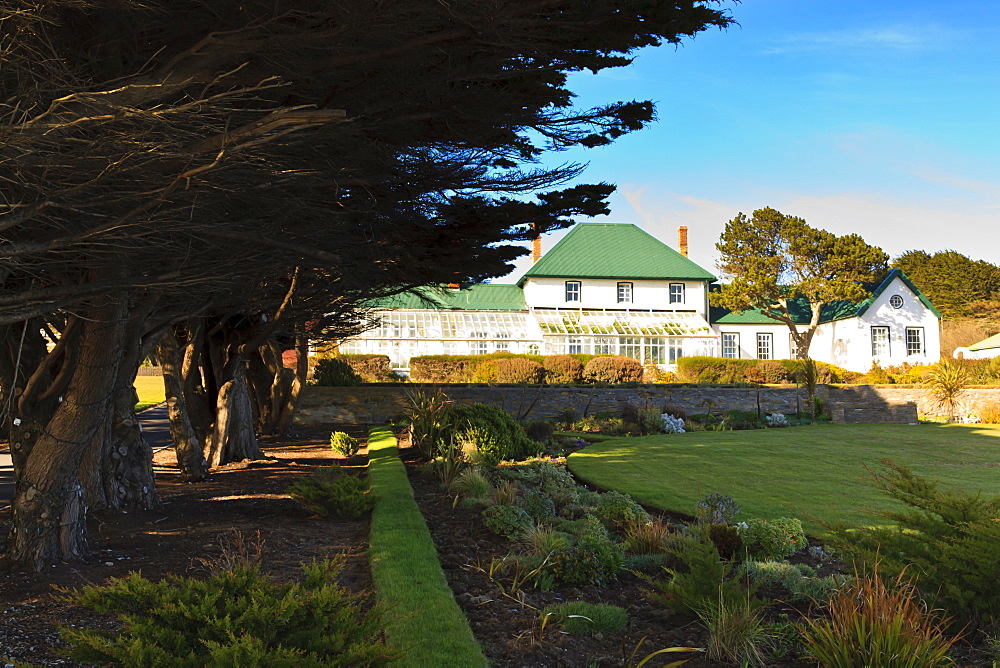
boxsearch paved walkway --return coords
[0,405,171,510]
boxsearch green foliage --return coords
[893,249,1000,318]
[338,354,392,382]
[286,470,375,519]
[448,468,493,501]
[583,355,644,384]
[329,431,360,457]
[482,505,535,541]
[863,361,893,385]
[798,566,960,668]
[544,354,584,383]
[641,527,753,616]
[707,524,742,561]
[712,207,888,361]
[828,459,1000,624]
[312,357,362,387]
[403,387,451,460]
[522,419,556,443]
[60,557,398,666]
[738,518,807,560]
[522,525,572,557]
[622,553,673,573]
[721,409,764,430]
[496,357,545,384]
[547,534,625,587]
[594,490,651,530]
[541,601,628,636]
[621,403,663,435]
[623,518,673,555]
[926,358,969,422]
[695,493,741,525]
[470,359,499,383]
[517,488,557,523]
[444,402,538,465]
[743,561,844,604]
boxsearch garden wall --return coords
[291,384,1000,425]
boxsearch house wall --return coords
[713,323,793,360]
[523,277,709,313]
[295,384,933,425]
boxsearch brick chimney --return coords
[531,222,542,263]
[678,226,689,257]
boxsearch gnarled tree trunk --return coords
[158,326,208,482]
[207,355,263,467]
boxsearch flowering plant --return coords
[660,413,686,434]
[766,412,789,427]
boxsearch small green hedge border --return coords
[367,427,487,667]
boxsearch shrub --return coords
[482,504,535,541]
[977,402,1000,423]
[695,493,741,525]
[522,419,556,443]
[402,387,452,460]
[340,354,391,382]
[445,402,538,465]
[827,459,1000,624]
[543,354,584,384]
[743,561,844,604]
[621,403,664,435]
[287,470,375,519]
[496,357,545,384]
[330,431,360,457]
[448,468,493,501]
[745,359,789,384]
[547,534,625,586]
[541,602,628,636]
[864,361,893,385]
[765,412,788,427]
[798,566,961,668]
[708,524,742,561]
[926,358,969,422]
[408,355,478,382]
[660,413,686,433]
[583,356,644,384]
[738,518,807,560]
[61,557,399,666]
[721,409,764,430]
[676,356,757,383]
[523,525,572,557]
[594,490,651,530]
[697,595,767,666]
[470,359,499,383]
[517,488,557,523]
[312,357,362,386]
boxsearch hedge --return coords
[340,354,392,382]
[367,427,487,667]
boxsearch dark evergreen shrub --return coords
[583,356,643,384]
[312,358,362,386]
[482,504,534,540]
[543,355,584,384]
[287,471,375,518]
[496,357,545,384]
[445,402,538,464]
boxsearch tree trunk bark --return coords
[274,333,308,437]
[158,329,208,482]
[4,298,128,571]
[206,356,263,467]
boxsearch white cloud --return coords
[762,24,953,54]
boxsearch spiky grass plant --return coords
[696,594,767,666]
[491,479,520,506]
[448,467,493,500]
[522,525,572,557]
[541,601,628,636]
[798,565,961,667]
[926,358,969,423]
[624,518,673,555]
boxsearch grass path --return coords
[133,375,165,411]
[367,427,488,667]
[567,423,1000,533]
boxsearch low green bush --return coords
[721,409,765,430]
[541,601,628,636]
[444,402,538,464]
[743,561,844,604]
[312,357,362,386]
[287,470,375,519]
[330,431,360,457]
[738,517,807,560]
[547,534,625,586]
[482,504,535,541]
[594,490,651,530]
[518,488,557,523]
[60,557,398,666]
[339,354,391,382]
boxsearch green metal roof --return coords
[709,269,941,325]
[969,332,1000,352]
[518,223,716,285]
[374,283,526,311]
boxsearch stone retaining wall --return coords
[291,383,1000,425]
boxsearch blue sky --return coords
[497,0,1000,281]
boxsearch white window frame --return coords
[722,333,740,359]
[871,326,890,358]
[617,282,633,304]
[789,334,798,360]
[756,332,773,360]
[905,327,924,356]
[565,281,581,302]
[669,282,686,304]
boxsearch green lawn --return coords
[567,423,1000,534]
[133,375,165,411]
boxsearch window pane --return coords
[872,326,890,357]
[722,333,739,359]
[756,333,773,360]
[905,328,923,356]
[565,281,581,302]
[617,282,632,303]
[669,283,685,304]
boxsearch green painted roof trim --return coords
[854,268,943,319]
[969,332,1000,352]
[373,283,526,311]
[709,269,941,325]
[518,223,716,285]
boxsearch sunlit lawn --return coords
[133,375,165,411]
[567,423,1000,534]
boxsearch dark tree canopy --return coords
[892,250,1000,319]
[712,207,889,359]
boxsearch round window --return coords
[889,294,904,309]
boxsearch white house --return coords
[954,333,1000,360]
[339,223,942,373]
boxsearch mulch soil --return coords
[0,426,370,665]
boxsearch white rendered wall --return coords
[522,277,709,314]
